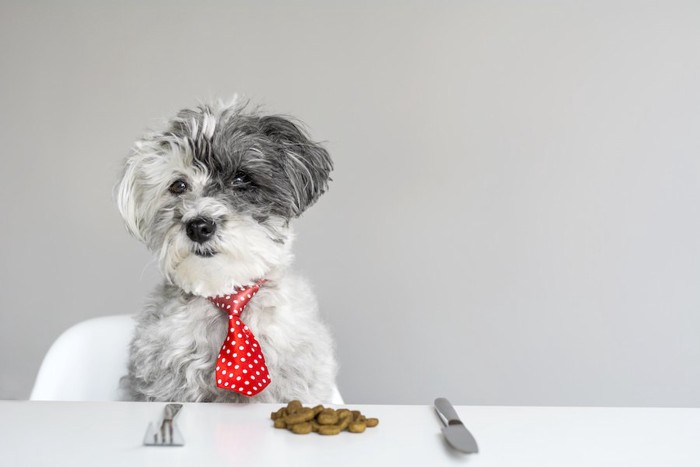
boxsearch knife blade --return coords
[434,397,479,454]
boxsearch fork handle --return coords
[163,403,183,422]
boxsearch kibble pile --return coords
[271,400,379,435]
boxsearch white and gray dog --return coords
[116,99,337,403]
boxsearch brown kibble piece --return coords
[290,422,313,434]
[348,421,366,433]
[337,411,353,430]
[287,400,302,413]
[312,405,325,416]
[273,419,287,429]
[284,407,315,425]
[317,408,339,425]
[271,408,286,420]
[318,424,342,435]
[365,418,379,428]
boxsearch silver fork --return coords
[143,403,185,446]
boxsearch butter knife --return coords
[434,397,479,454]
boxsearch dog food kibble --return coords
[270,400,379,436]
[273,418,287,429]
[317,408,339,425]
[285,407,315,425]
[290,422,314,435]
[348,421,366,433]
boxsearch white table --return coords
[0,401,698,466]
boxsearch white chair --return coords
[30,315,134,401]
[31,315,344,404]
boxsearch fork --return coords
[143,403,185,446]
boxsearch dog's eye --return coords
[168,179,189,195]
[230,172,252,189]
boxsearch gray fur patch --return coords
[167,105,333,220]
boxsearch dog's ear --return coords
[259,116,333,217]
[116,144,150,243]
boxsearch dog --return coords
[116,99,338,403]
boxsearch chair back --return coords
[30,315,134,401]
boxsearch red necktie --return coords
[208,282,271,397]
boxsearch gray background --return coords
[1,0,699,406]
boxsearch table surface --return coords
[0,401,698,467]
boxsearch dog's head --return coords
[116,100,332,296]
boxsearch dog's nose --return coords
[186,217,217,243]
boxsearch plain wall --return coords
[1,0,699,406]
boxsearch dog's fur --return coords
[116,99,337,403]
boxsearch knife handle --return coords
[434,397,461,426]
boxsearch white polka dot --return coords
[236,376,241,381]
[226,349,231,354]
[227,305,231,309]
[262,379,267,383]
[222,358,226,362]
[237,333,242,338]
[239,346,244,350]
[233,353,237,358]
[254,359,258,364]
[235,320,240,325]
[256,371,260,375]
[253,343,258,348]
[248,364,253,368]
[230,328,235,332]
[234,365,239,369]
[247,352,251,357]
[216,366,220,370]
[228,362,232,366]
[247,391,252,395]
[241,357,246,362]
[244,381,250,385]
[217,379,222,384]
[251,375,256,380]
[224,382,229,386]
[222,370,227,375]
[229,315,233,319]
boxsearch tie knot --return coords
[208,282,261,315]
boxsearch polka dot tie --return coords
[208,282,271,397]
